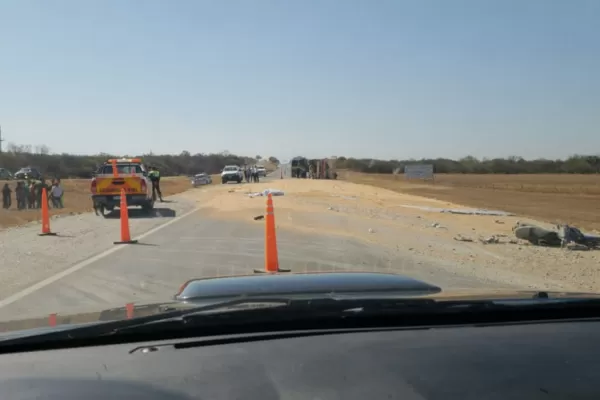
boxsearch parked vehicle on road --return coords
[256,166,267,177]
[90,158,154,215]
[221,166,243,184]
[191,173,212,187]
[0,168,13,180]
[14,167,41,180]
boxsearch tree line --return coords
[334,155,600,174]
[0,143,281,179]
[2,140,599,177]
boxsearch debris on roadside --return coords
[565,242,590,251]
[454,233,520,245]
[253,215,264,221]
[330,194,357,201]
[400,205,514,216]
[512,222,600,250]
[248,189,285,198]
[454,235,474,242]
[479,236,500,245]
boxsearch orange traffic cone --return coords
[254,193,290,273]
[39,187,57,236]
[126,303,135,319]
[114,188,138,245]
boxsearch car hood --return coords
[2,271,600,339]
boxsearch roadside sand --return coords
[179,179,600,293]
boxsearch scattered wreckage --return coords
[452,220,600,250]
[455,222,600,250]
[512,222,600,250]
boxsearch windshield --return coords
[0,1,598,341]
[98,164,143,175]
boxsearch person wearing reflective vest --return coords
[148,167,163,202]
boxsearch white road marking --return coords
[0,207,201,310]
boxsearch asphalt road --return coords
[0,169,508,321]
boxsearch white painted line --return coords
[0,206,202,310]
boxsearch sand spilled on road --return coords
[179,179,600,293]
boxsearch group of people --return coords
[243,165,260,183]
[2,178,64,210]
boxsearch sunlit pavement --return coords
[0,169,512,321]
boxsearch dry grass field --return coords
[0,176,201,229]
[341,171,600,231]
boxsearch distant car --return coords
[191,173,212,187]
[0,168,13,180]
[256,166,267,177]
[14,167,41,180]
[221,166,243,184]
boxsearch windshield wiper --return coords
[2,296,600,352]
[0,297,463,349]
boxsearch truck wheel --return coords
[222,179,227,184]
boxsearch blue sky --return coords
[1,0,599,161]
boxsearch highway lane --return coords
[0,212,510,321]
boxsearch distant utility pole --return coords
[0,125,4,154]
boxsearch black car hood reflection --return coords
[175,272,442,301]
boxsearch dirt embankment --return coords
[180,178,600,293]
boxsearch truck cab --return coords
[90,158,154,214]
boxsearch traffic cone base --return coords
[253,268,290,274]
[39,232,57,237]
[114,239,138,245]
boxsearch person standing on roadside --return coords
[33,178,44,209]
[28,180,35,208]
[148,166,163,202]
[15,182,24,210]
[2,183,11,209]
[50,181,63,208]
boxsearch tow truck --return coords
[90,158,154,215]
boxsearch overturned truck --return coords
[291,156,337,179]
